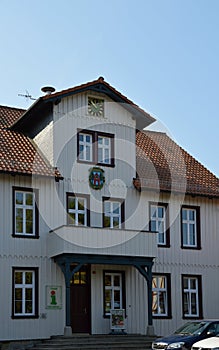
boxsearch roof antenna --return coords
[18,90,36,101]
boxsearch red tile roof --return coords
[0,105,62,179]
[0,105,25,127]
[134,131,219,198]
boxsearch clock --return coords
[88,97,104,116]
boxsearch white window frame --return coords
[182,208,197,247]
[98,135,111,164]
[78,129,114,166]
[13,269,36,316]
[78,133,93,162]
[67,195,87,226]
[104,200,122,229]
[15,190,35,236]
[150,204,166,245]
[152,275,168,316]
[104,272,123,316]
[182,276,199,317]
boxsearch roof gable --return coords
[10,77,155,133]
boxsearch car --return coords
[191,335,219,350]
[152,320,219,350]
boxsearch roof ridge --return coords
[142,129,167,136]
[0,104,26,112]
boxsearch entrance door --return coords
[70,265,91,333]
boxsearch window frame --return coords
[149,202,170,247]
[77,129,115,167]
[66,193,90,227]
[181,274,203,319]
[12,187,39,239]
[103,197,125,229]
[103,270,126,318]
[12,267,39,319]
[181,206,201,249]
[152,273,172,319]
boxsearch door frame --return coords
[70,264,91,333]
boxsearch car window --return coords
[207,323,219,335]
[175,322,209,335]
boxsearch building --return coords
[0,77,219,341]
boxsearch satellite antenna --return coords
[18,90,36,101]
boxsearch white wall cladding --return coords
[34,120,54,166]
[0,256,64,340]
[142,190,219,336]
[0,174,66,340]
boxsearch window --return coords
[150,203,170,247]
[67,193,90,226]
[13,187,39,238]
[182,275,203,318]
[77,129,114,166]
[103,198,125,229]
[103,271,125,317]
[12,267,39,318]
[78,133,93,162]
[98,135,111,164]
[152,274,171,318]
[181,206,200,249]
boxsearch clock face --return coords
[88,97,104,116]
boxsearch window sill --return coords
[12,234,39,239]
[12,315,39,319]
[181,246,201,250]
[77,159,115,168]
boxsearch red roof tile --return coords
[135,131,219,198]
[0,106,62,179]
[0,105,25,127]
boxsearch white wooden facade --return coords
[0,78,219,341]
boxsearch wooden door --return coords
[70,265,91,333]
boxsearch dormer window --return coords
[77,129,115,167]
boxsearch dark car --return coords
[152,320,219,350]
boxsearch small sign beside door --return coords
[46,286,62,309]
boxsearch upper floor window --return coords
[13,187,39,238]
[103,198,124,229]
[67,193,90,226]
[77,129,114,167]
[181,206,200,249]
[12,267,39,318]
[150,203,170,247]
[78,133,93,162]
[152,274,171,318]
[182,275,202,318]
[98,135,111,164]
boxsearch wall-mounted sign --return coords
[89,167,105,190]
[46,286,62,309]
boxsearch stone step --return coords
[25,335,154,350]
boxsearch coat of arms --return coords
[89,167,105,190]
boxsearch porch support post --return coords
[134,262,155,336]
[55,257,83,336]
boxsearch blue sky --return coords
[1,0,219,176]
